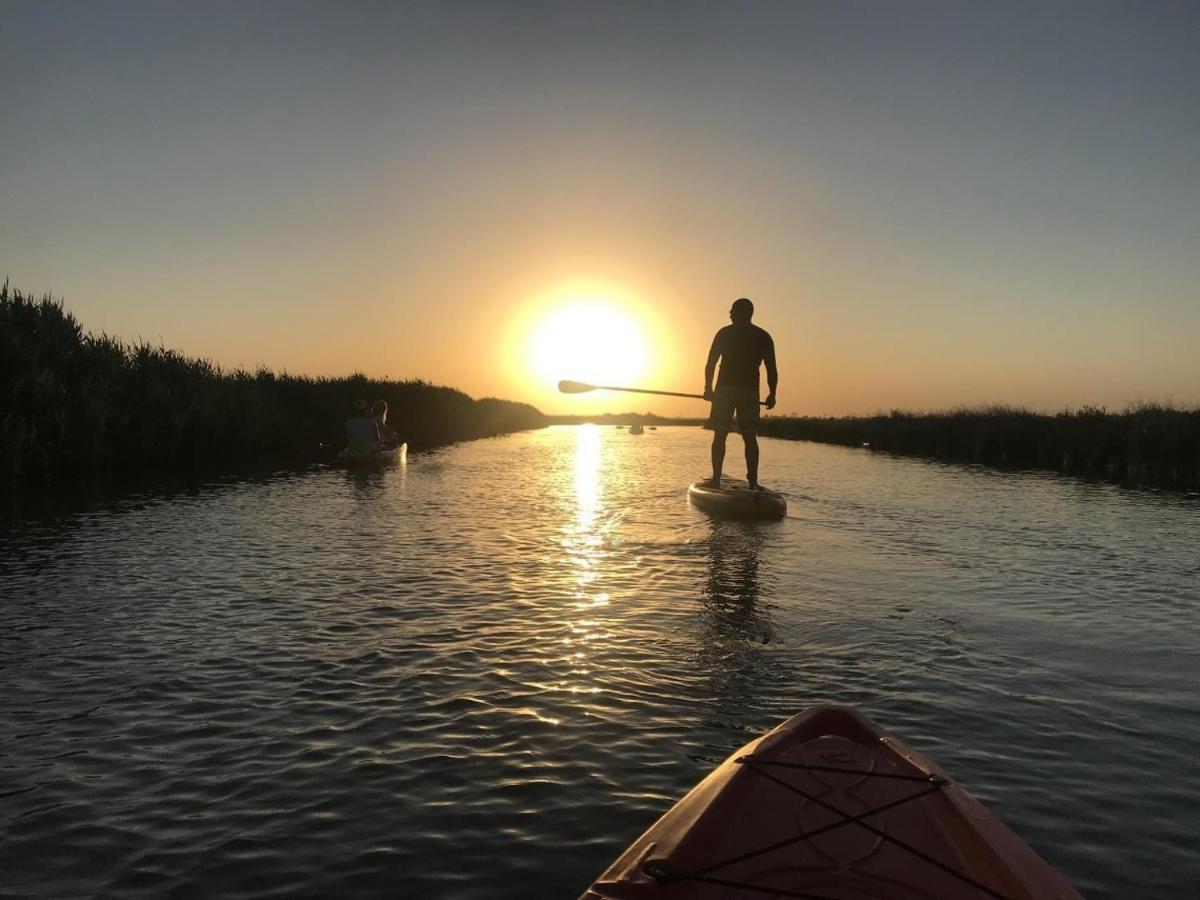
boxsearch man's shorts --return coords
[708,385,760,434]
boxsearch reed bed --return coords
[760,405,1200,490]
[1,285,544,488]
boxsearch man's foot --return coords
[703,476,723,488]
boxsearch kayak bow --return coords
[581,705,1080,900]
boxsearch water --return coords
[3,426,1198,899]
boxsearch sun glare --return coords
[529,298,649,388]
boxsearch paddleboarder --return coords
[703,297,777,490]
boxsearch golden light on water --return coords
[562,424,613,715]
[568,425,611,616]
[574,423,602,523]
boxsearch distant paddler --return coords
[339,399,405,463]
[370,400,401,447]
[344,399,380,455]
[703,297,777,490]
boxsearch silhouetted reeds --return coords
[1,285,545,487]
[759,405,1200,490]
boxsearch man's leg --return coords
[711,431,728,485]
[708,387,736,485]
[743,433,760,489]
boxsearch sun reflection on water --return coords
[574,423,601,524]
[558,425,617,709]
[567,426,607,614]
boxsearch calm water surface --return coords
[3,426,1199,899]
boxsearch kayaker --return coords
[703,297,777,490]
[370,400,400,447]
[344,399,382,454]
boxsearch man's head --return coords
[730,297,754,325]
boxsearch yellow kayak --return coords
[335,443,407,465]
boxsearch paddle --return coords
[558,380,767,405]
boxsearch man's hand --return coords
[703,386,714,401]
[765,393,776,410]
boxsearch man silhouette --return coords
[703,297,777,490]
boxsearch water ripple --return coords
[2,426,1199,898]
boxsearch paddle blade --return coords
[557,380,596,394]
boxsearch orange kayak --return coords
[581,705,1081,900]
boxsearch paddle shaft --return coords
[578,383,768,406]
[587,384,704,400]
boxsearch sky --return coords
[3,1,1198,416]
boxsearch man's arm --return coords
[764,335,778,409]
[703,332,721,400]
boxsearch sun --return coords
[529,298,649,387]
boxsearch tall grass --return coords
[759,405,1200,489]
[1,285,545,487]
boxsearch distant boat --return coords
[629,424,645,435]
[648,426,658,431]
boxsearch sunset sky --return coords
[3,1,1198,416]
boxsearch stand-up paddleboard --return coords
[335,442,407,465]
[581,704,1082,900]
[688,477,786,519]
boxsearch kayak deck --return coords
[688,477,787,520]
[581,705,1080,900]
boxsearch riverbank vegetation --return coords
[1,285,544,488]
[760,406,1200,490]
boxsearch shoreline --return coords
[759,407,1200,491]
[1,286,546,491]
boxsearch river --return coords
[2,425,1198,898]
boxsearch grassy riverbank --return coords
[760,406,1200,490]
[1,286,545,487]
